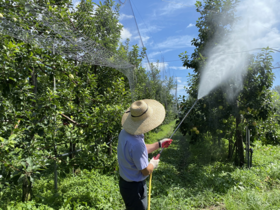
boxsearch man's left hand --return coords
[159,138,173,148]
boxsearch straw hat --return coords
[122,99,166,135]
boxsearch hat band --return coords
[131,106,149,117]
[126,106,149,118]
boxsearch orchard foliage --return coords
[178,0,275,166]
[0,0,176,203]
[0,0,130,202]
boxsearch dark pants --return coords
[119,177,147,210]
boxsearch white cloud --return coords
[130,34,151,47]
[130,24,162,47]
[187,23,195,28]
[176,77,182,83]
[154,35,193,49]
[139,24,162,34]
[169,66,187,70]
[119,13,134,21]
[72,0,81,8]
[71,0,97,13]
[159,0,196,16]
[149,49,171,58]
[139,24,162,45]
[177,84,188,94]
[120,28,132,42]
[142,35,150,45]
[154,62,169,70]
[171,78,188,96]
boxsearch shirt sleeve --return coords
[131,139,149,171]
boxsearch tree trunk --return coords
[218,136,221,148]
[228,139,232,159]
[228,138,234,159]
[22,175,32,202]
[31,68,37,95]
[213,136,217,145]
[235,113,244,167]
[93,65,97,75]
[69,142,76,159]
[30,67,37,107]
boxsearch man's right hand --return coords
[141,158,160,176]
[149,157,160,169]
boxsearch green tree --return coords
[258,90,280,145]
[0,0,176,204]
[273,85,280,95]
[178,0,274,167]
[0,0,131,202]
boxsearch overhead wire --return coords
[130,0,150,37]
[164,47,280,63]
[118,0,127,5]
[128,0,152,71]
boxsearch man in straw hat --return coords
[118,99,173,210]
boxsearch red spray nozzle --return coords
[154,154,160,160]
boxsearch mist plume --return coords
[198,0,280,100]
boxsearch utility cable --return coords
[118,0,127,5]
[130,0,150,35]
[128,0,152,71]
[164,48,280,63]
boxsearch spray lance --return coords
[154,98,199,160]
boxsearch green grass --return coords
[2,122,280,209]
[145,120,177,144]
[149,132,280,210]
[1,170,125,210]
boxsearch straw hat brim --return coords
[122,99,166,135]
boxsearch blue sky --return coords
[117,0,199,98]
[73,0,280,98]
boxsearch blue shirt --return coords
[117,129,149,182]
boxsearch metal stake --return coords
[246,126,250,168]
[53,40,58,190]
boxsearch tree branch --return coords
[0,160,21,171]
[60,113,88,127]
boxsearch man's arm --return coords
[145,138,173,154]
[141,139,172,175]
[141,157,160,176]
[141,163,154,176]
[145,142,159,154]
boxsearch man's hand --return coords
[141,158,160,176]
[159,138,173,148]
[149,157,160,169]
